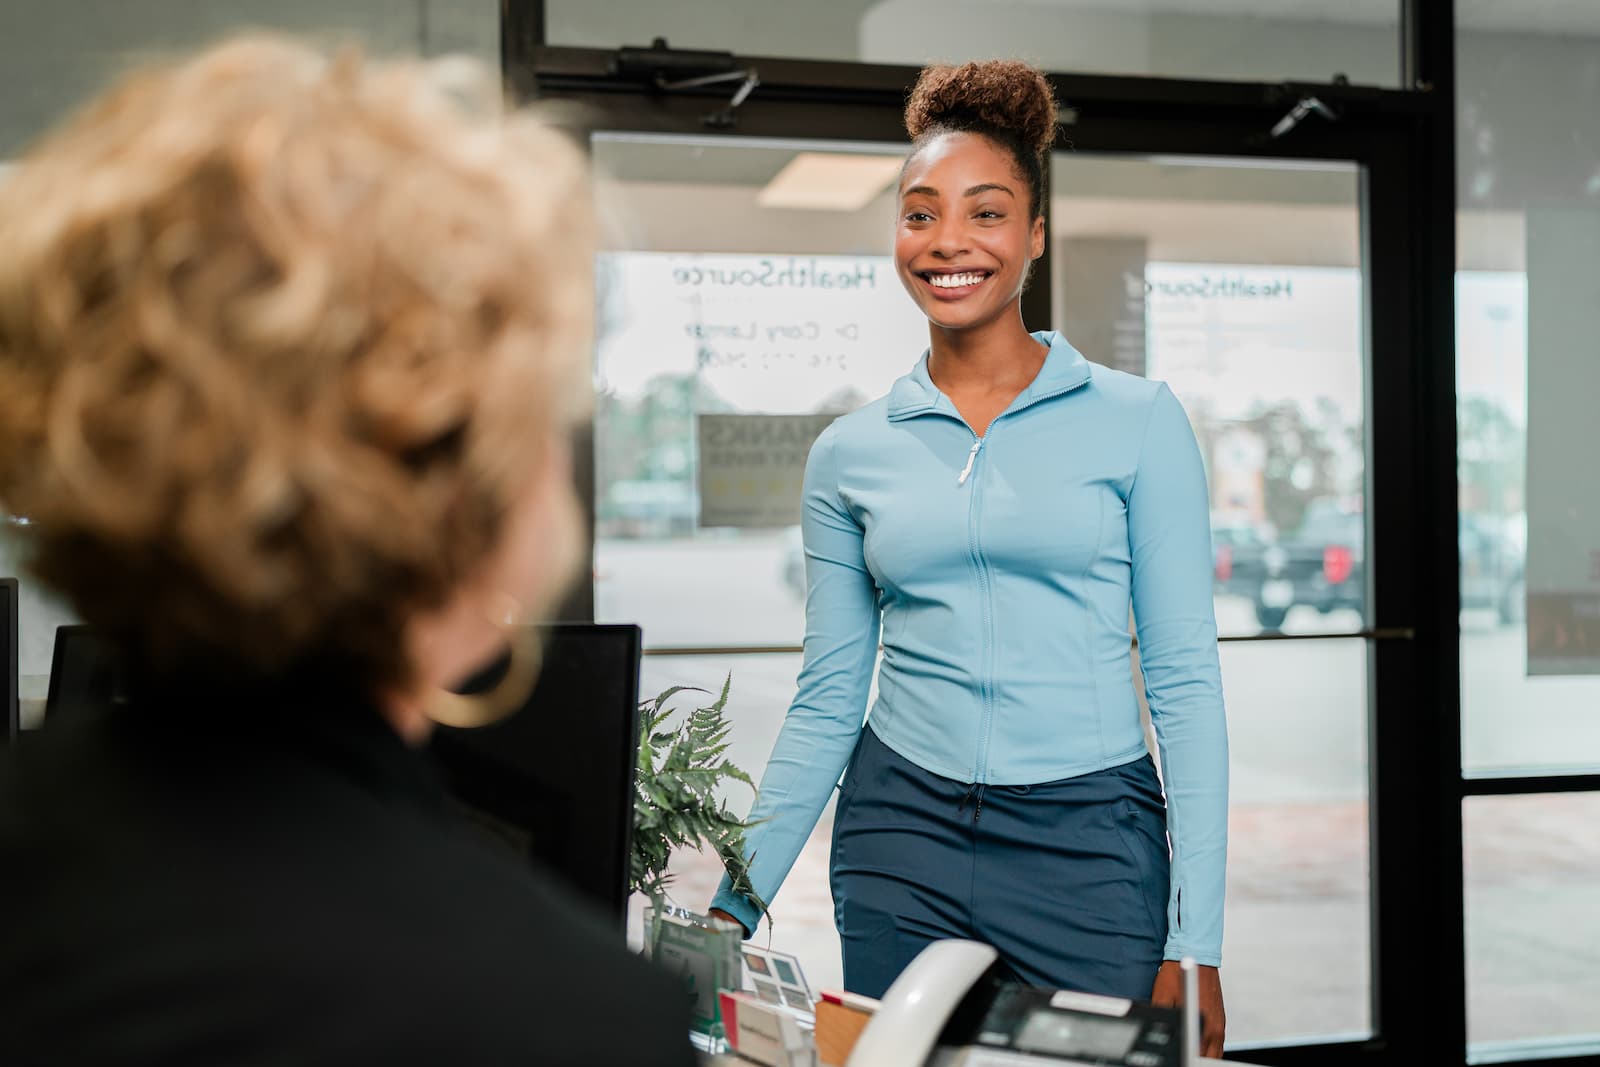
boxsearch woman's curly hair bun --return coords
[904,60,1058,161]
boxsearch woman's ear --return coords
[1030,213,1046,260]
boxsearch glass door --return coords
[592,134,920,991]
[592,134,923,651]
[523,28,1456,1064]
[591,132,1381,1048]
[1049,153,1370,1046]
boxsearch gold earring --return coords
[423,597,543,729]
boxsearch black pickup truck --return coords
[1243,501,1365,632]
[1211,514,1274,602]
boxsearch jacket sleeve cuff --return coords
[708,888,761,938]
[1162,944,1222,968]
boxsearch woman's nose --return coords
[930,216,968,257]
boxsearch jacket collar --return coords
[886,331,1094,422]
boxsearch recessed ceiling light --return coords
[757,153,904,211]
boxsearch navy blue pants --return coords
[830,726,1170,1001]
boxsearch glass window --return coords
[1457,16,1600,776]
[548,0,1402,87]
[1051,154,1366,638]
[592,134,925,648]
[1056,154,1374,1045]
[1216,638,1371,1045]
[0,1,498,157]
[1465,794,1600,1059]
[597,142,1373,645]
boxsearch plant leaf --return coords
[631,672,769,927]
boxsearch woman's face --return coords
[894,132,1045,333]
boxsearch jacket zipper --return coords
[962,427,996,785]
[957,439,982,485]
[919,368,1091,787]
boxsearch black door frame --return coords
[498,4,1597,1065]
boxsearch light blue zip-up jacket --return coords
[712,331,1229,967]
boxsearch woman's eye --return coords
[904,211,933,223]
[976,210,1004,220]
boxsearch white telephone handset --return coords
[1180,957,1200,1067]
[845,942,1209,1067]
[845,940,1001,1067]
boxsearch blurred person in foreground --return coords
[0,37,694,1066]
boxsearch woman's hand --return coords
[1150,961,1225,1059]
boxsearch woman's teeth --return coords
[929,272,987,289]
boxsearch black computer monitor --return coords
[2,578,17,743]
[428,623,642,932]
[44,624,125,724]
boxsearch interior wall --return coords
[860,1,1398,86]
[0,0,497,157]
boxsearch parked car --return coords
[1246,499,1365,632]
[1211,512,1276,601]
[1459,512,1525,624]
[599,479,698,539]
[781,524,806,600]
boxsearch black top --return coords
[0,688,697,1066]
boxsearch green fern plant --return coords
[632,674,768,917]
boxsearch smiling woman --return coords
[709,59,1232,1058]
[895,61,1052,346]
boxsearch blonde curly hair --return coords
[0,36,594,691]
